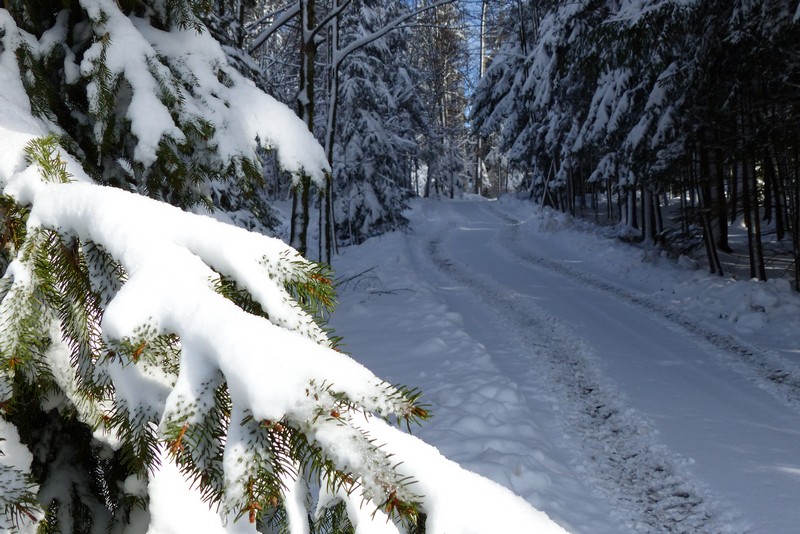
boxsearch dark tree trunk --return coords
[714,148,731,252]
[289,0,318,258]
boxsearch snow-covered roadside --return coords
[489,197,800,413]
[330,196,800,533]
[331,223,616,533]
[494,196,800,363]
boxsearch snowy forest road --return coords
[408,200,800,533]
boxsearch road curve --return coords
[414,199,800,533]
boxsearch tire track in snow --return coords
[419,205,742,533]
[481,202,800,417]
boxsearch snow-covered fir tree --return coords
[332,0,424,246]
[473,0,800,284]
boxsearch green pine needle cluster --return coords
[9,0,272,220]
[0,135,432,532]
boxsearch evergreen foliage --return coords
[0,131,431,532]
[6,0,290,231]
[0,0,443,530]
[473,0,800,286]
[332,0,424,245]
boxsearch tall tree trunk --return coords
[714,148,731,252]
[741,153,767,281]
[627,185,638,230]
[792,143,800,291]
[655,189,663,235]
[290,0,317,257]
[729,156,739,223]
[320,1,342,265]
[740,152,756,278]
[424,158,433,198]
[765,149,786,240]
[474,0,487,195]
[236,0,245,48]
[747,153,767,280]
[739,98,767,281]
[699,146,723,275]
[679,165,688,235]
[642,184,654,244]
[701,209,724,275]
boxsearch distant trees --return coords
[473,0,800,289]
[233,0,467,259]
[412,1,470,199]
[332,0,426,246]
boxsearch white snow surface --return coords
[331,196,800,534]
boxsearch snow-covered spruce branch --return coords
[0,138,568,532]
[331,0,456,68]
[0,1,567,528]
[1,135,427,526]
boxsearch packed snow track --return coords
[334,198,800,534]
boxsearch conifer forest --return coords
[0,0,799,533]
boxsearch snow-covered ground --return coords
[330,196,800,533]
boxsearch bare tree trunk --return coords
[655,189,663,234]
[642,183,657,244]
[290,0,317,257]
[236,0,246,48]
[701,209,724,275]
[765,149,786,240]
[740,151,756,278]
[699,144,723,274]
[792,143,800,291]
[679,165,688,235]
[747,153,767,280]
[627,186,638,230]
[714,148,731,252]
[320,1,343,265]
[729,155,739,223]
[474,0,488,196]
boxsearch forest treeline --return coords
[207,0,470,262]
[10,0,797,283]
[472,0,800,289]
[213,0,800,290]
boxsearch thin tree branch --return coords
[308,0,354,42]
[246,2,299,32]
[249,2,301,53]
[333,0,457,69]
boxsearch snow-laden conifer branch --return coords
[0,133,430,527]
[333,0,456,68]
[0,132,569,532]
[248,2,302,53]
[0,3,569,530]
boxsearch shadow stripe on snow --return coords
[483,203,800,417]
[424,230,743,534]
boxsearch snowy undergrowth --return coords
[496,197,800,355]
[488,198,800,411]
